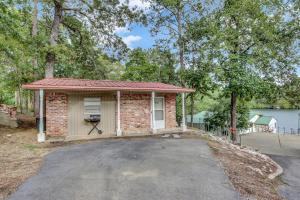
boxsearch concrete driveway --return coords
[242,133,300,200]
[8,138,241,200]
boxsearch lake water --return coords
[251,109,300,130]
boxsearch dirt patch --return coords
[16,114,36,129]
[0,125,57,200]
[208,139,283,200]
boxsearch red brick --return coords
[45,92,68,136]
[165,94,177,128]
[120,93,177,133]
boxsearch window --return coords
[155,110,164,120]
[84,97,101,115]
[154,97,164,121]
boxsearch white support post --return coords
[117,91,122,136]
[152,91,157,133]
[181,93,187,131]
[37,89,45,142]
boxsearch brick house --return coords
[23,78,194,142]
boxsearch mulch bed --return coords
[0,126,53,200]
[0,113,66,200]
[208,139,283,200]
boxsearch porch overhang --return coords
[22,78,195,93]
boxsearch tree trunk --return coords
[45,1,63,78]
[190,46,196,127]
[15,91,20,112]
[18,88,23,114]
[32,0,39,117]
[27,93,33,112]
[190,94,194,127]
[230,92,237,142]
[177,3,185,86]
[32,0,38,36]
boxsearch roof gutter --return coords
[22,85,195,93]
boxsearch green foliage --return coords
[282,75,300,108]
[122,48,177,83]
[147,48,177,84]
[0,87,15,105]
[191,0,299,100]
[0,1,37,103]
[0,1,135,107]
[122,48,159,81]
[185,91,219,114]
[183,66,215,95]
[148,0,204,49]
[248,75,300,109]
[205,97,250,129]
[189,0,299,134]
[0,0,299,119]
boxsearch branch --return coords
[61,21,83,45]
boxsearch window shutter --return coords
[84,98,101,115]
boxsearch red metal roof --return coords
[22,78,194,93]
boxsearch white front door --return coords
[154,97,165,129]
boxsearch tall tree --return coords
[32,0,39,116]
[122,48,177,82]
[148,48,177,83]
[190,0,299,141]
[0,1,35,110]
[147,0,207,82]
[45,0,62,77]
[148,0,183,70]
[43,0,145,78]
[122,48,159,81]
[0,1,139,109]
[183,62,215,125]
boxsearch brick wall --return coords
[46,92,68,136]
[120,93,178,134]
[165,94,177,128]
[120,94,151,133]
[44,92,177,137]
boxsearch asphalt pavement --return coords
[242,133,300,200]
[8,138,241,200]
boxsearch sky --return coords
[115,24,155,49]
[115,0,154,49]
[116,0,300,76]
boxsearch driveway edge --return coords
[203,133,284,180]
[267,157,283,179]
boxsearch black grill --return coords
[84,114,102,134]
[85,114,100,122]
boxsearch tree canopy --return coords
[189,0,299,140]
[0,0,299,136]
